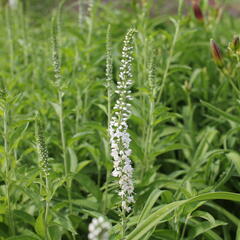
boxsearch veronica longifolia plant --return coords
[109,29,136,213]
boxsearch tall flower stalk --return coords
[106,24,113,130]
[51,16,72,213]
[86,0,94,61]
[109,28,136,237]
[5,6,14,77]
[156,0,183,103]
[143,55,156,172]
[103,24,113,214]
[35,119,50,240]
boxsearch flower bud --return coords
[210,39,223,66]
[233,36,240,51]
[193,2,204,21]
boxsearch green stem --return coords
[58,90,67,176]
[75,88,81,132]
[156,21,180,103]
[44,201,49,240]
[121,208,126,239]
[44,177,50,240]
[86,3,94,63]
[103,170,110,214]
[6,6,14,77]
[103,38,112,213]
[156,0,183,104]
[222,71,240,96]
[58,90,72,213]
[3,105,15,235]
[143,97,155,172]
[179,215,190,240]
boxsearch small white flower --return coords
[88,217,111,240]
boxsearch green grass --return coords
[0,0,240,239]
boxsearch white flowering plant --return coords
[109,28,136,214]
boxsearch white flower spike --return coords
[109,29,136,212]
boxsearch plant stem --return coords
[5,6,14,78]
[3,104,15,235]
[221,71,240,96]
[58,90,67,176]
[103,23,112,214]
[179,215,190,240]
[121,208,126,239]
[75,88,82,132]
[143,97,155,172]
[86,1,94,63]
[44,177,50,240]
[156,0,183,104]
[156,21,180,103]
[58,90,72,213]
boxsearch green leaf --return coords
[138,190,162,224]
[169,64,192,75]
[192,210,215,224]
[68,147,78,173]
[34,211,45,237]
[206,202,239,226]
[0,222,9,237]
[50,102,62,117]
[96,103,107,115]
[152,230,177,240]
[201,100,240,124]
[126,192,240,240]
[77,160,91,173]
[72,199,98,210]
[193,128,217,162]
[49,224,63,240]
[74,173,102,200]
[7,236,40,240]
[236,222,240,240]
[13,210,35,226]
[188,219,226,239]
[53,213,77,234]
[226,151,240,175]
[152,144,188,157]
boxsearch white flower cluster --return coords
[109,29,136,212]
[88,217,111,240]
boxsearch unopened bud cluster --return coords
[52,19,62,87]
[106,25,113,93]
[36,123,50,176]
[109,29,136,212]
